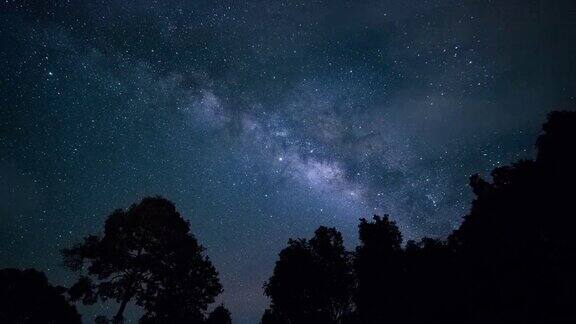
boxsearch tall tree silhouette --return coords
[353,215,405,324]
[261,111,576,323]
[447,111,576,323]
[263,226,353,324]
[0,268,81,324]
[63,196,222,324]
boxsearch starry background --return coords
[1,0,575,323]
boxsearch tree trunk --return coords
[113,270,139,324]
[112,296,130,324]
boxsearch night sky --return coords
[1,1,575,323]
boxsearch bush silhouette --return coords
[63,196,223,324]
[0,268,81,324]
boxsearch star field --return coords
[1,1,575,323]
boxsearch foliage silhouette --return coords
[353,215,405,324]
[261,110,576,324]
[260,308,286,324]
[263,226,354,324]
[205,304,232,324]
[0,268,81,324]
[62,196,223,324]
[3,111,575,324]
[446,110,576,323]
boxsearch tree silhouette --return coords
[263,226,353,324]
[353,215,405,324]
[261,111,576,324]
[6,109,563,324]
[403,238,456,323]
[62,196,223,324]
[447,111,576,323]
[205,304,232,324]
[0,268,81,324]
[260,308,286,324]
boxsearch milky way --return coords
[1,1,575,323]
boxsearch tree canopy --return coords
[2,111,576,324]
[264,226,354,324]
[0,268,81,324]
[261,111,576,324]
[62,196,222,324]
